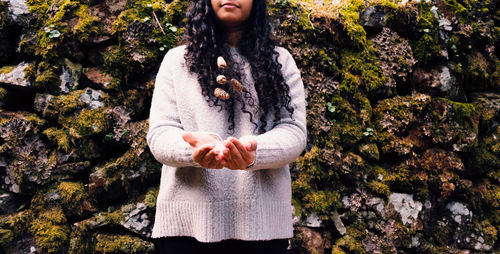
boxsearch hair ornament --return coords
[230,78,243,92]
[214,87,230,100]
[216,75,227,85]
[217,56,227,71]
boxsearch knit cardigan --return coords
[146,45,307,243]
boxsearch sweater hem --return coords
[151,199,294,243]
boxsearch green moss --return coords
[327,91,372,147]
[332,234,366,254]
[111,9,139,35]
[448,99,477,130]
[25,0,52,15]
[442,0,494,26]
[6,210,35,237]
[68,217,97,254]
[412,2,442,66]
[304,190,340,220]
[102,45,136,84]
[340,45,385,93]
[0,87,6,103]
[0,65,15,74]
[73,5,101,42]
[42,90,85,119]
[358,143,379,161]
[143,186,159,209]
[43,127,70,151]
[29,207,70,254]
[367,180,390,197]
[71,107,110,137]
[57,181,86,215]
[339,0,367,48]
[0,1,9,32]
[373,94,430,133]
[294,146,324,191]
[33,61,61,92]
[94,234,154,253]
[0,228,13,253]
[461,51,493,91]
[102,209,125,225]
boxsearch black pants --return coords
[156,236,289,254]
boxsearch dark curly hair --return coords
[183,0,294,134]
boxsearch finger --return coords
[206,149,221,169]
[221,146,231,161]
[225,141,246,168]
[245,139,257,152]
[192,145,214,163]
[230,138,253,164]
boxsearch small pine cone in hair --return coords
[216,75,227,85]
[214,88,230,100]
[217,56,227,71]
[230,78,243,92]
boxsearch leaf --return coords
[327,102,336,113]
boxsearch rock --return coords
[365,197,385,216]
[332,210,346,235]
[412,66,458,96]
[446,201,472,224]
[438,66,455,92]
[360,5,387,30]
[105,0,128,15]
[304,212,322,227]
[32,93,53,114]
[88,166,125,204]
[88,144,160,205]
[59,59,82,94]
[83,67,113,90]
[388,193,422,225]
[341,193,363,212]
[0,62,31,89]
[296,227,331,254]
[0,191,24,214]
[120,202,152,238]
[0,112,54,193]
[422,98,479,152]
[79,87,105,109]
[9,235,37,254]
[2,0,30,25]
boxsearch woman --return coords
[146,0,307,252]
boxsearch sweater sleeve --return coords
[146,48,200,168]
[243,48,307,170]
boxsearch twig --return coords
[152,10,166,35]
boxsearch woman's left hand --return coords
[222,137,257,170]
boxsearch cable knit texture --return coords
[147,45,307,243]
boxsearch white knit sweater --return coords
[146,45,307,243]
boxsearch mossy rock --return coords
[411,1,443,66]
[29,207,70,254]
[424,98,479,152]
[94,233,154,254]
[0,228,13,253]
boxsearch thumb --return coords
[182,132,197,146]
[245,139,257,152]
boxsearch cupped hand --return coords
[222,136,257,170]
[182,132,227,169]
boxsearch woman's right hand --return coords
[182,132,227,169]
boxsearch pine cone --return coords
[230,78,243,92]
[214,88,230,100]
[217,56,227,71]
[216,75,227,85]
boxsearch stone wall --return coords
[0,0,498,253]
